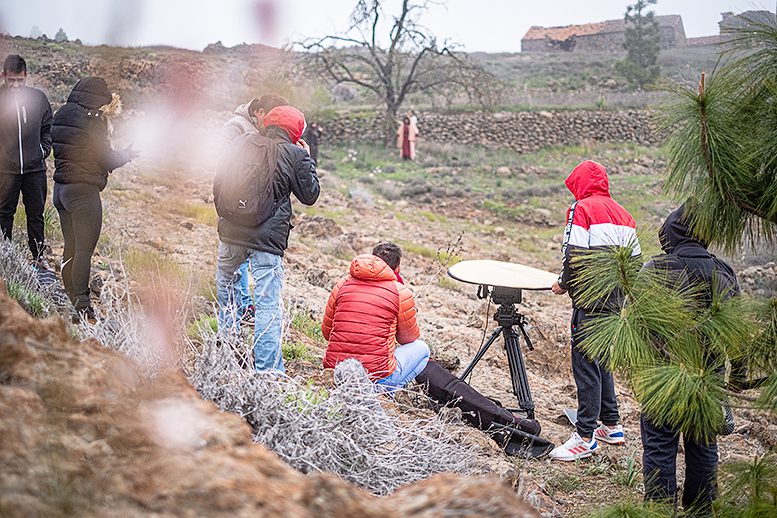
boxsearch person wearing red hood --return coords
[549,160,641,461]
[322,242,429,389]
[215,104,320,373]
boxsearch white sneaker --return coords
[594,423,625,445]
[549,432,598,461]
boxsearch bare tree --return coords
[299,0,501,143]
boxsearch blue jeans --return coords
[216,241,284,372]
[238,261,252,310]
[376,339,430,390]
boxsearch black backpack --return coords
[213,131,279,227]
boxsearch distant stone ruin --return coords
[521,15,685,53]
[521,10,776,53]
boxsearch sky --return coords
[0,0,772,53]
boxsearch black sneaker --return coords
[241,304,255,325]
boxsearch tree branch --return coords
[696,73,775,222]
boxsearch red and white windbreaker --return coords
[558,160,640,308]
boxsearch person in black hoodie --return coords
[641,204,740,515]
[0,54,53,263]
[51,77,136,321]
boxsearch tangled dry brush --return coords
[2,239,485,495]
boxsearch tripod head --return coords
[477,284,534,351]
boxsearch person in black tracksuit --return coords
[0,55,52,261]
[641,204,740,515]
[51,77,135,319]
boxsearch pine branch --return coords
[696,73,774,223]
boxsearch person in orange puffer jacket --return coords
[322,242,430,389]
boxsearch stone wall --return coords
[320,109,658,153]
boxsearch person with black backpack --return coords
[641,204,740,515]
[214,105,319,372]
[217,94,288,328]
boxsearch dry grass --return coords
[169,201,219,226]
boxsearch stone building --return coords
[521,15,686,52]
[719,10,776,39]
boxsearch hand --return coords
[297,139,310,155]
[551,281,567,295]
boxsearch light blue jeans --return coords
[216,241,284,372]
[238,261,253,310]
[376,339,430,390]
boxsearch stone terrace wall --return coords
[320,110,658,153]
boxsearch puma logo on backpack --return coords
[213,131,279,227]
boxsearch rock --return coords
[348,187,374,207]
[602,78,618,89]
[297,216,343,239]
[181,222,194,231]
[495,167,512,178]
[433,348,461,371]
[466,313,484,328]
[304,267,331,289]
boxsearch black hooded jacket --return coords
[52,77,130,190]
[217,126,320,256]
[644,205,739,303]
[0,84,52,175]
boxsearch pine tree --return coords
[660,14,777,249]
[581,13,777,517]
[29,26,42,39]
[616,0,661,89]
[54,28,68,42]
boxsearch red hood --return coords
[263,105,306,143]
[565,160,610,200]
[349,255,397,282]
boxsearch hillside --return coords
[1,33,721,112]
[1,34,775,518]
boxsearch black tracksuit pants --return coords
[53,182,102,310]
[571,308,620,438]
[0,172,47,258]
[641,414,718,515]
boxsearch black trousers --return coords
[53,182,102,310]
[0,172,47,258]
[641,413,718,516]
[571,308,620,438]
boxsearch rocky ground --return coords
[0,287,542,517]
[39,125,769,517]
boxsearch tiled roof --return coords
[523,15,683,41]
[686,35,721,46]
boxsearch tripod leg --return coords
[504,328,535,419]
[459,328,502,382]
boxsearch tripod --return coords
[459,286,536,419]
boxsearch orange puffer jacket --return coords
[322,254,420,379]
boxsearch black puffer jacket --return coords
[644,204,739,302]
[217,126,320,256]
[52,77,130,190]
[0,85,52,175]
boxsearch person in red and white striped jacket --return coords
[549,160,641,462]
